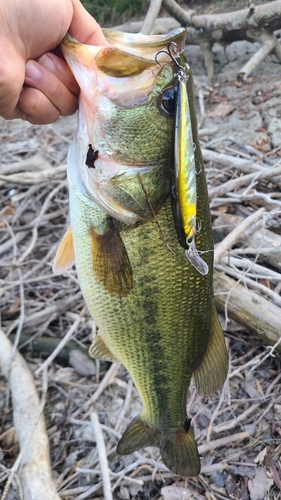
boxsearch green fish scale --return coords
[71,190,213,429]
[100,67,176,166]
[102,104,171,165]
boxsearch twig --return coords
[114,378,133,432]
[198,431,251,454]
[0,165,66,186]
[219,255,281,281]
[247,337,281,376]
[72,481,103,500]
[213,212,281,271]
[202,148,265,174]
[216,263,281,307]
[72,363,120,417]
[7,271,25,367]
[141,0,163,34]
[214,207,265,264]
[0,231,28,256]
[0,154,51,175]
[237,32,281,81]
[197,86,206,126]
[0,330,60,500]
[212,403,259,433]
[255,394,281,425]
[34,315,81,376]
[214,271,281,350]
[90,413,113,500]
[162,0,196,26]
[76,468,143,486]
[209,164,281,199]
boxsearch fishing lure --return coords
[158,44,209,275]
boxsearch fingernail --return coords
[25,60,42,80]
[38,54,56,73]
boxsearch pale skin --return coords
[0,0,108,124]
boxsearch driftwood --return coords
[8,333,92,362]
[140,0,163,35]
[214,271,281,352]
[0,330,60,500]
[163,0,281,78]
[213,213,281,272]
[116,0,281,79]
[214,207,265,265]
[213,210,281,351]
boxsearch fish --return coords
[55,27,228,477]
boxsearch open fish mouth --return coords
[61,28,187,225]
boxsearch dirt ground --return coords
[0,5,281,500]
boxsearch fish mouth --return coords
[61,28,187,225]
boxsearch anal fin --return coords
[193,303,228,395]
[89,220,133,298]
[89,333,118,362]
[53,226,75,274]
[117,416,158,455]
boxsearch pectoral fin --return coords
[89,220,133,298]
[89,333,118,362]
[193,304,228,395]
[53,226,75,274]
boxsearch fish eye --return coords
[161,87,176,114]
[186,236,193,246]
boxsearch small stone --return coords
[212,470,226,488]
[268,117,281,134]
[271,130,281,149]
[69,349,96,376]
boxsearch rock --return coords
[248,468,274,500]
[69,349,96,376]
[271,130,281,149]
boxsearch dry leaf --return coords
[117,485,130,500]
[161,485,193,500]
[248,468,274,500]
[208,102,236,118]
[255,378,264,397]
[0,426,18,447]
[254,447,267,465]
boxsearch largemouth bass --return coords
[55,28,228,477]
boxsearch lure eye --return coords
[186,236,193,247]
[161,87,176,114]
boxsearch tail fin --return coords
[117,416,200,477]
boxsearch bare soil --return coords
[0,7,280,500]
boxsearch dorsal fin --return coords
[53,226,75,274]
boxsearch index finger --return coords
[69,0,109,46]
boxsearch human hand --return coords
[0,0,108,124]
